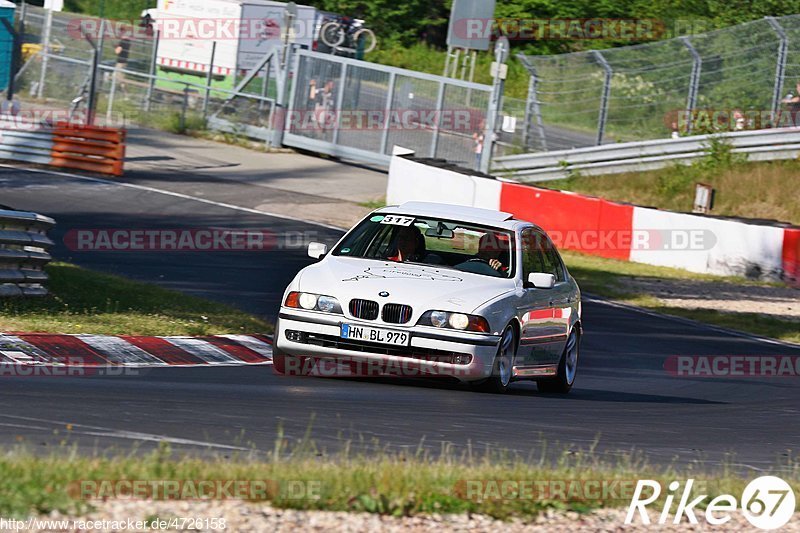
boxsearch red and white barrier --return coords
[0,333,272,367]
[387,156,800,285]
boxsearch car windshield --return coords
[332,214,515,278]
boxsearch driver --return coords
[476,233,510,273]
[386,225,425,262]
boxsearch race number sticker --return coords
[380,215,415,226]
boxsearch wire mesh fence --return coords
[519,15,800,151]
[286,50,493,168]
[12,5,515,167]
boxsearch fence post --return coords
[37,7,53,99]
[202,41,217,119]
[331,62,348,145]
[87,46,99,125]
[680,36,701,135]
[180,84,189,132]
[479,37,509,174]
[766,16,788,125]
[106,66,117,125]
[520,57,547,152]
[271,45,294,147]
[429,81,446,157]
[592,50,612,146]
[144,30,160,113]
[379,71,396,155]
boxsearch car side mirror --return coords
[526,272,555,289]
[307,242,328,260]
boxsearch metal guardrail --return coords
[0,209,56,297]
[491,127,800,181]
[0,120,55,166]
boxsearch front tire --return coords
[472,325,516,394]
[537,328,580,393]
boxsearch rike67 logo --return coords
[626,476,795,529]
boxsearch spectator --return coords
[782,81,800,127]
[472,119,485,171]
[732,109,745,131]
[114,28,132,97]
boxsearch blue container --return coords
[0,0,16,93]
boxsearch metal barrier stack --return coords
[0,209,55,297]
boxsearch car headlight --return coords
[418,311,490,333]
[284,291,342,314]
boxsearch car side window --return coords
[521,229,545,279]
[536,232,566,282]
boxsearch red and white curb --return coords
[0,333,273,367]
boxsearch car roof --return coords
[378,202,518,229]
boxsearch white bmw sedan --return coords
[274,202,582,393]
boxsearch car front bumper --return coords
[274,308,501,382]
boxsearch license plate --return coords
[340,324,410,346]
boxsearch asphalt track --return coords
[1,166,799,469]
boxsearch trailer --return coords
[151,0,325,78]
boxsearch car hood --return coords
[297,256,516,315]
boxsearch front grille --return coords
[301,333,472,364]
[382,303,413,324]
[349,299,379,320]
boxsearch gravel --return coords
[29,501,800,532]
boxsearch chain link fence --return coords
[12,6,524,167]
[285,49,494,168]
[520,15,800,151]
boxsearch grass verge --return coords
[1,441,797,520]
[0,262,271,336]
[562,251,800,344]
[545,159,800,225]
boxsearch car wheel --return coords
[472,325,516,394]
[537,328,579,393]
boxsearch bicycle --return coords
[319,16,377,56]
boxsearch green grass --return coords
[1,440,797,519]
[357,198,387,210]
[562,251,800,344]
[546,158,800,225]
[0,263,270,336]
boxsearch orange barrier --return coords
[50,123,126,176]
